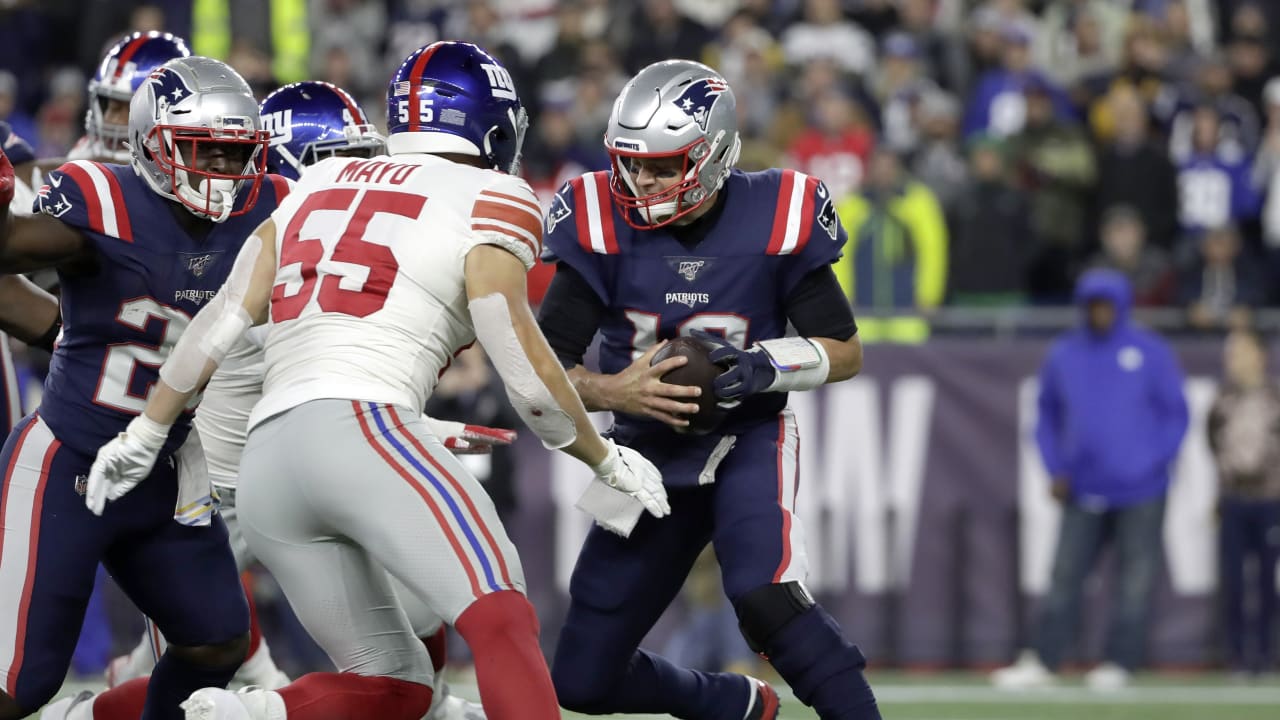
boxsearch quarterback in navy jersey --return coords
[0,57,285,720]
[539,60,880,720]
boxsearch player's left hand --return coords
[691,330,777,409]
[424,416,517,454]
[86,415,170,515]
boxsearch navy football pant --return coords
[554,411,877,719]
[0,413,247,714]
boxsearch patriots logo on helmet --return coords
[145,66,194,111]
[670,78,728,133]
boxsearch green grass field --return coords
[51,672,1280,719]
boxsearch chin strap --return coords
[176,177,236,222]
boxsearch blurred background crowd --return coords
[5,0,1280,332]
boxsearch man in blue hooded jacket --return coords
[993,268,1189,691]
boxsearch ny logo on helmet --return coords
[670,78,728,132]
[262,109,294,146]
[480,63,517,101]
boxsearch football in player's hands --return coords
[650,336,727,434]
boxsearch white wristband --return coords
[126,413,172,451]
[759,337,830,393]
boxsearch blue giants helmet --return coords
[385,41,528,174]
[87,31,192,161]
[259,81,386,180]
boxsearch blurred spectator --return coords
[34,68,85,158]
[963,21,1073,139]
[1227,29,1276,121]
[1034,0,1127,90]
[1082,20,1176,142]
[523,84,604,202]
[835,148,948,342]
[228,40,277,99]
[707,11,781,140]
[1254,77,1280,290]
[911,91,968,212]
[947,135,1030,305]
[1157,0,1213,84]
[894,0,967,94]
[785,90,874,202]
[1176,105,1259,237]
[534,0,590,85]
[1207,328,1280,677]
[1010,77,1095,303]
[621,0,710,74]
[993,269,1188,691]
[874,32,940,155]
[1094,86,1180,251]
[1180,224,1264,330]
[0,71,36,147]
[1088,205,1175,306]
[308,0,385,102]
[780,0,876,77]
[1168,54,1260,165]
[446,0,531,104]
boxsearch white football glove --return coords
[423,416,518,455]
[86,414,170,516]
[590,440,670,519]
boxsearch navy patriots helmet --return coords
[87,31,191,162]
[259,81,386,180]
[385,41,528,174]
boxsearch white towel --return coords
[173,426,215,526]
[575,479,646,537]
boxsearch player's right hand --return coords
[0,145,14,208]
[86,415,170,515]
[591,439,670,519]
[607,341,703,428]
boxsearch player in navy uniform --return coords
[0,57,286,720]
[538,60,880,720]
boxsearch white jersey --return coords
[249,154,542,430]
[194,327,267,487]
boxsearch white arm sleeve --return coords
[469,292,577,449]
[159,235,261,393]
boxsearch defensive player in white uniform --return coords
[84,41,669,720]
[102,80,501,720]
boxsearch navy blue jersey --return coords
[32,161,289,456]
[544,168,843,481]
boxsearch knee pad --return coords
[733,581,816,655]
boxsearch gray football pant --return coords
[236,399,526,681]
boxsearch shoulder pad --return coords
[35,160,134,242]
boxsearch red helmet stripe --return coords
[406,43,442,132]
[113,36,150,80]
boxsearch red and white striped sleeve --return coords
[469,176,543,271]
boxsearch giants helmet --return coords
[129,57,270,222]
[605,60,742,228]
[259,81,386,180]
[385,41,527,174]
[87,32,191,162]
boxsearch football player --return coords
[85,42,667,720]
[0,57,288,720]
[104,79,494,720]
[537,60,881,719]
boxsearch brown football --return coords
[651,336,727,435]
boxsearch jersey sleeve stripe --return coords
[766,170,797,255]
[777,171,809,255]
[477,190,541,216]
[472,200,542,239]
[472,222,538,256]
[792,175,819,255]
[591,172,618,253]
[73,161,131,242]
[571,176,594,253]
[59,162,120,240]
[99,165,133,242]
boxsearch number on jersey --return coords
[624,310,750,360]
[272,188,427,321]
[95,298,196,413]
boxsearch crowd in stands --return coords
[4,0,1280,324]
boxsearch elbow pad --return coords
[159,236,260,393]
[469,292,577,449]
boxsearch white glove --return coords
[423,416,517,455]
[86,414,170,516]
[590,440,670,519]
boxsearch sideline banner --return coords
[508,338,1238,667]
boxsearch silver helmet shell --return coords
[128,56,270,222]
[604,59,742,228]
